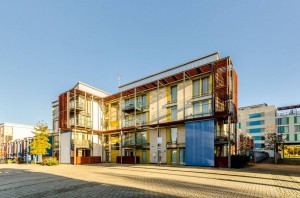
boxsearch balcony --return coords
[122,100,149,114]
[215,131,235,144]
[122,119,148,128]
[69,101,85,112]
[70,118,92,128]
[72,139,91,148]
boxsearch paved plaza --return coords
[0,163,300,198]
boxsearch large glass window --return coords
[277,117,289,125]
[201,77,210,95]
[171,86,177,102]
[193,79,200,97]
[193,102,200,115]
[171,128,177,143]
[249,113,262,119]
[248,120,264,126]
[202,100,209,113]
[248,128,263,133]
[171,106,177,121]
[278,126,289,133]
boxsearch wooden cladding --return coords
[58,92,69,131]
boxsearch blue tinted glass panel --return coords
[249,113,261,119]
[185,120,214,166]
[253,136,261,140]
[249,128,262,133]
[249,121,262,126]
[254,143,265,148]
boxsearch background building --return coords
[54,52,238,167]
[0,123,34,158]
[276,104,300,143]
[238,104,276,156]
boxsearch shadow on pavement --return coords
[0,167,176,198]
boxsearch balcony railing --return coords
[69,101,85,111]
[122,120,148,128]
[72,139,91,148]
[122,100,149,113]
[215,131,234,142]
[70,118,92,128]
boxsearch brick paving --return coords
[0,163,299,198]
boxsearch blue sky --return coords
[0,1,299,127]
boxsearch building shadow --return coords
[0,167,177,198]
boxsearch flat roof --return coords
[277,104,300,111]
[119,52,220,92]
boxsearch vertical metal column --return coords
[183,71,186,119]
[157,80,160,164]
[91,95,94,156]
[59,128,61,164]
[120,92,123,164]
[101,98,104,162]
[134,87,137,164]
[74,89,77,165]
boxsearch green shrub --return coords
[41,157,59,166]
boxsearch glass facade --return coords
[248,128,263,133]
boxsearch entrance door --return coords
[172,150,177,164]
[180,149,185,165]
[142,151,147,163]
[105,151,110,162]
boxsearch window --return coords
[238,123,241,129]
[254,143,265,149]
[277,117,289,125]
[170,85,177,102]
[278,126,289,133]
[247,120,264,126]
[295,125,300,132]
[253,136,263,141]
[202,100,209,113]
[294,134,298,141]
[193,102,200,115]
[286,134,290,141]
[248,128,263,133]
[171,106,177,121]
[141,95,147,107]
[294,116,300,124]
[249,113,262,119]
[193,79,200,97]
[171,128,177,143]
[201,77,210,95]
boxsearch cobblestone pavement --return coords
[0,163,299,198]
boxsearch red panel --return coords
[58,92,68,131]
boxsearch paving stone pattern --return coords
[0,163,299,198]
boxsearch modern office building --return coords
[54,52,238,167]
[276,104,300,143]
[238,104,276,156]
[0,123,34,158]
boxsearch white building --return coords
[238,104,276,156]
[0,123,34,157]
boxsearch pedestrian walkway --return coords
[0,163,299,197]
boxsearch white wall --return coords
[92,134,102,157]
[60,131,71,164]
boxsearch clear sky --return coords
[0,1,299,127]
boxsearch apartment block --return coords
[54,52,238,167]
[276,104,300,143]
[0,123,34,158]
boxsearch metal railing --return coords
[72,139,91,148]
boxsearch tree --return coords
[29,121,51,164]
[238,131,253,155]
[264,124,277,150]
